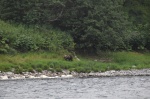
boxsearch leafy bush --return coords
[0,20,74,53]
[36,68,42,72]
[14,68,23,74]
[55,68,62,72]
[13,34,36,52]
[28,67,34,73]
[0,31,17,54]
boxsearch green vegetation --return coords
[0,0,150,74]
[0,20,74,54]
[0,52,149,73]
[0,0,150,52]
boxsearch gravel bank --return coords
[0,69,150,80]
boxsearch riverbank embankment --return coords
[0,69,150,80]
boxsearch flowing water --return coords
[0,76,150,99]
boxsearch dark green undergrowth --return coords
[0,52,149,74]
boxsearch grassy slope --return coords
[0,52,150,73]
[0,20,150,73]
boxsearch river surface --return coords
[0,76,150,99]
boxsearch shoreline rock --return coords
[0,69,150,80]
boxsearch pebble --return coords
[0,69,150,80]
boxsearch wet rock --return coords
[0,76,8,80]
[0,69,150,80]
[24,75,33,78]
[40,75,48,78]
[61,75,73,78]
[62,70,70,75]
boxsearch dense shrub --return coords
[0,0,131,52]
[13,34,36,52]
[0,31,16,54]
[0,20,74,53]
[0,0,150,52]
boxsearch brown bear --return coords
[64,55,73,61]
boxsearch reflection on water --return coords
[0,76,150,99]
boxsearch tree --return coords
[124,0,150,50]
[0,0,129,52]
[53,0,129,52]
[0,0,66,24]
[0,0,27,22]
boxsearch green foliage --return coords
[124,0,150,50]
[14,67,23,74]
[35,68,42,73]
[0,0,150,52]
[0,0,129,52]
[0,65,12,72]
[13,34,36,52]
[0,0,66,24]
[53,0,130,51]
[0,20,74,53]
[28,67,34,73]
[55,68,62,72]
[0,31,16,54]
[0,0,150,74]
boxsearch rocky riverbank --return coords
[0,69,150,80]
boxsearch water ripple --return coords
[0,76,150,99]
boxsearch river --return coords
[0,76,150,99]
